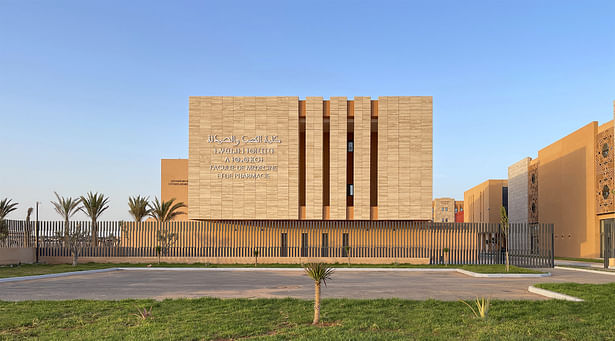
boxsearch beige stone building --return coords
[432,198,460,222]
[162,96,433,223]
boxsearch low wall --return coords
[0,248,36,265]
[39,256,430,265]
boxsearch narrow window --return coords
[342,233,349,257]
[321,233,329,257]
[301,233,308,257]
[280,233,288,257]
[348,141,354,152]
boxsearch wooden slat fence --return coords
[0,220,554,267]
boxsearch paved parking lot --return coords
[1,267,613,301]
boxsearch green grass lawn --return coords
[0,283,613,340]
[555,256,603,264]
[0,263,543,278]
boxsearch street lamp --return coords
[35,201,39,263]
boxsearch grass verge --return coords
[557,265,615,273]
[555,257,603,264]
[1,283,614,340]
[0,263,543,278]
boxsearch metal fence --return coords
[602,219,615,268]
[0,220,554,267]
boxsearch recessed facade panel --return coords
[187,96,432,221]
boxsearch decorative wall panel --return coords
[596,129,615,214]
[528,161,539,223]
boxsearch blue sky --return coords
[1,0,614,220]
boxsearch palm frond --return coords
[79,192,110,220]
[460,297,490,320]
[0,198,19,220]
[148,197,186,222]
[51,192,81,220]
[128,195,151,222]
[303,263,335,286]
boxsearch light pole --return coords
[35,201,39,263]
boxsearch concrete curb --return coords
[0,267,550,283]
[456,269,551,278]
[555,266,615,276]
[528,285,584,302]
[118,267,550,278]
[0,268,118,283]
[117,267,457,273]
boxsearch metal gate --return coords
[602,219,615,268]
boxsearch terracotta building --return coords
[463,180,508,223]
[455,201,464,222]
[508,103,615,258]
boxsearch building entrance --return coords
[601,218,615,268]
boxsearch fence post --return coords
[551,224,555,268]
[35,203,39,263]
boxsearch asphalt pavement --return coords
[1,267,613,301]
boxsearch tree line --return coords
[0,194,186,246]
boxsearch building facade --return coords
[463,180,508,223]
[162,96,433,223]
[508,108,615,258]
[432,198,463,222]
[455,201,464,222]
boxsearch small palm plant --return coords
[134,305,153,320]
[460,297,490,320]
[443,247,450,266]
[79,192,110,246]
[148,197,186,223]
[0,198,18,220]
[253,249,259,267]
[344,246,351,267]
[128,195,151,222]
[304,263,334,325]
[51,192,81,243]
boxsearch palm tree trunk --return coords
[72,248,78,266]
[91,219,97,246]
[64,218,69,246]
[313,282,321,324]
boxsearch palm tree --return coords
[79,192,110,246]
[148,197,186,223]
[0,198,18,220]
[51,192,81,241]
[0,199,18,242]
[304,263,334,325]
[128,195,151,222]
[24,207,33,247]
[500,206,510,272]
